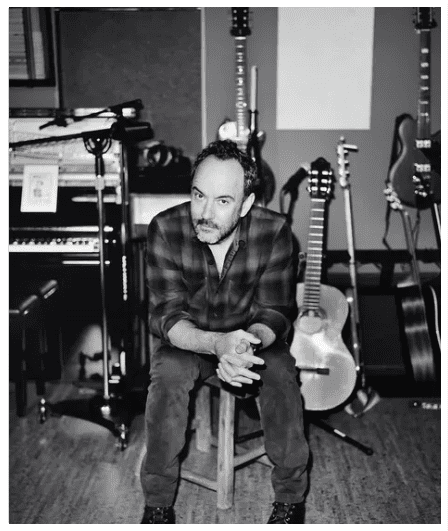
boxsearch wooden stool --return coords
[180,375,270,510]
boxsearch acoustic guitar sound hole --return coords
[297,310,325,334]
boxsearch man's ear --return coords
[240,192,256,217]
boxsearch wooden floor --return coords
[9,370,441,525]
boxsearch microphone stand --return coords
[46,127,131,449]
[86,133,112,403]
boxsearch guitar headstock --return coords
[413,8,436,30]
[231,7,251,37]
[384,185,403,211]
[307,157,334,201]
[336,137,358,189]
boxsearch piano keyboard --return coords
[9,237,100,253]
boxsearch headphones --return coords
[144,141,179,168]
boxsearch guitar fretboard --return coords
[235,37,248,141]
[303,198,326,311]
[417,28,431,147]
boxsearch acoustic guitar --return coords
[289,157,357,411]
[217,7,275,206]
[388,8,441,221]
[384,186,439,386]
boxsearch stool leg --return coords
[195,385,212,452]
[217,388,235,510]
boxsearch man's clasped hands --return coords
[214,330,265,387]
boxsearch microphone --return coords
[38,100,144,131]
[39,115,70,130]
[107,99,143,114]
[111,120,154,143]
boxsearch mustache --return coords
[195,219,219,230]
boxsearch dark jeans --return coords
[140,338,309,507]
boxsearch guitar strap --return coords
[279,166,309,225]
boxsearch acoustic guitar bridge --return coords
[299,367,330,375]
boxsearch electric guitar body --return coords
[389,114,441,209]
[289,157,357,411]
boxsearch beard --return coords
[192,214,240,245]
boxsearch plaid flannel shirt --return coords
[146,201,297,343]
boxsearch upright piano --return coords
[9,109,129,356]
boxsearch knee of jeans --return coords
[261,346,297,386]
[150,350,197,387]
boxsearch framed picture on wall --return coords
[9,7,55,86]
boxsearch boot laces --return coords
[271,502,297,523]
[146,506,171,523]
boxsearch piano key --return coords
[9,238,99,253]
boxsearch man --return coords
[140,140,309,524]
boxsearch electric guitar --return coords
[217,7,275,206]
[384,186,439,386]
[289,157,357,411]
[388,8,441,216]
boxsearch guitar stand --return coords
[343,383,381,419]
[307,413,374,455]
[344,287,380,419]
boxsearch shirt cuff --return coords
[248,309,290,341]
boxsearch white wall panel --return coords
[277,7,375,130]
